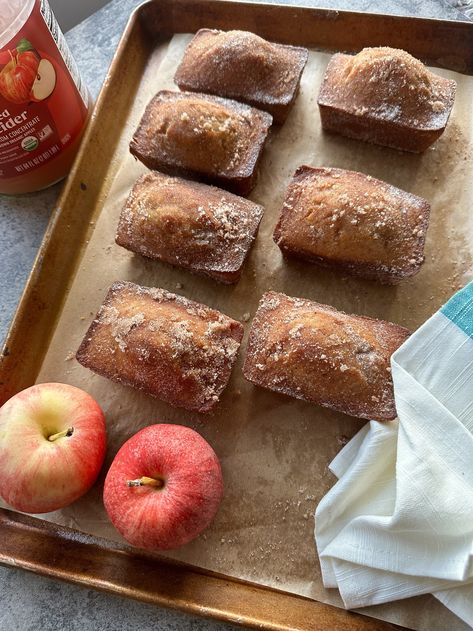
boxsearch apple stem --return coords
[48,427,74,442]
[127,476,164,489]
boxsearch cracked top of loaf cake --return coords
[318,47,456,131]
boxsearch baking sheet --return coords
[15,34,473,630]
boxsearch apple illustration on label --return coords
[30,59,56,102]
[103,424,224,550]
[0,38,56,104]
[0,383,106,513]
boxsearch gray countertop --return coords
[0,1,469,629]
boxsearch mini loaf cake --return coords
[174,29,308,124]
[129,90,272,196]
[318,47,456,152]
[243,292,410,420]
[116,172,264,284]
[273,165,430,284]
[76,282,244,413]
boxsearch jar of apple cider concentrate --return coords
[0,0,91,194]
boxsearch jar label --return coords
[0,0,89,179]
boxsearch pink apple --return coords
[0,382,106,513]
[103,424,223,550]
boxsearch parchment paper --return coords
[22,35,473,630]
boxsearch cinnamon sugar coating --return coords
[273,166,430,284]
[174,29,308,124]
[318,47,456,152]
[129,90,272,196]
[243,292,410,420]
[76,282,243,412]
[116,172,264,284]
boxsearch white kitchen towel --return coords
[315,281,473,626]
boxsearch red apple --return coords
[0,49,39,104]
[0,383,106,513]
[103,424,224,550]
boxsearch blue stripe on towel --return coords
[441,281,473,339]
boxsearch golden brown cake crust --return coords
[243,292,410,421]
[318,47,456,152]
[174,29,308,124]
[116,172,264,284]
[129,90,272,196]
[273,165,430,284]
[76,282,243,412]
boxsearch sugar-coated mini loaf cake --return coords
[243,292,410,420]
[273,165,430,284]
[76,282,244,413]
[129,90,272,196]
[174,29,308,124]
[318,47,456,152]
[116,172,264,284]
